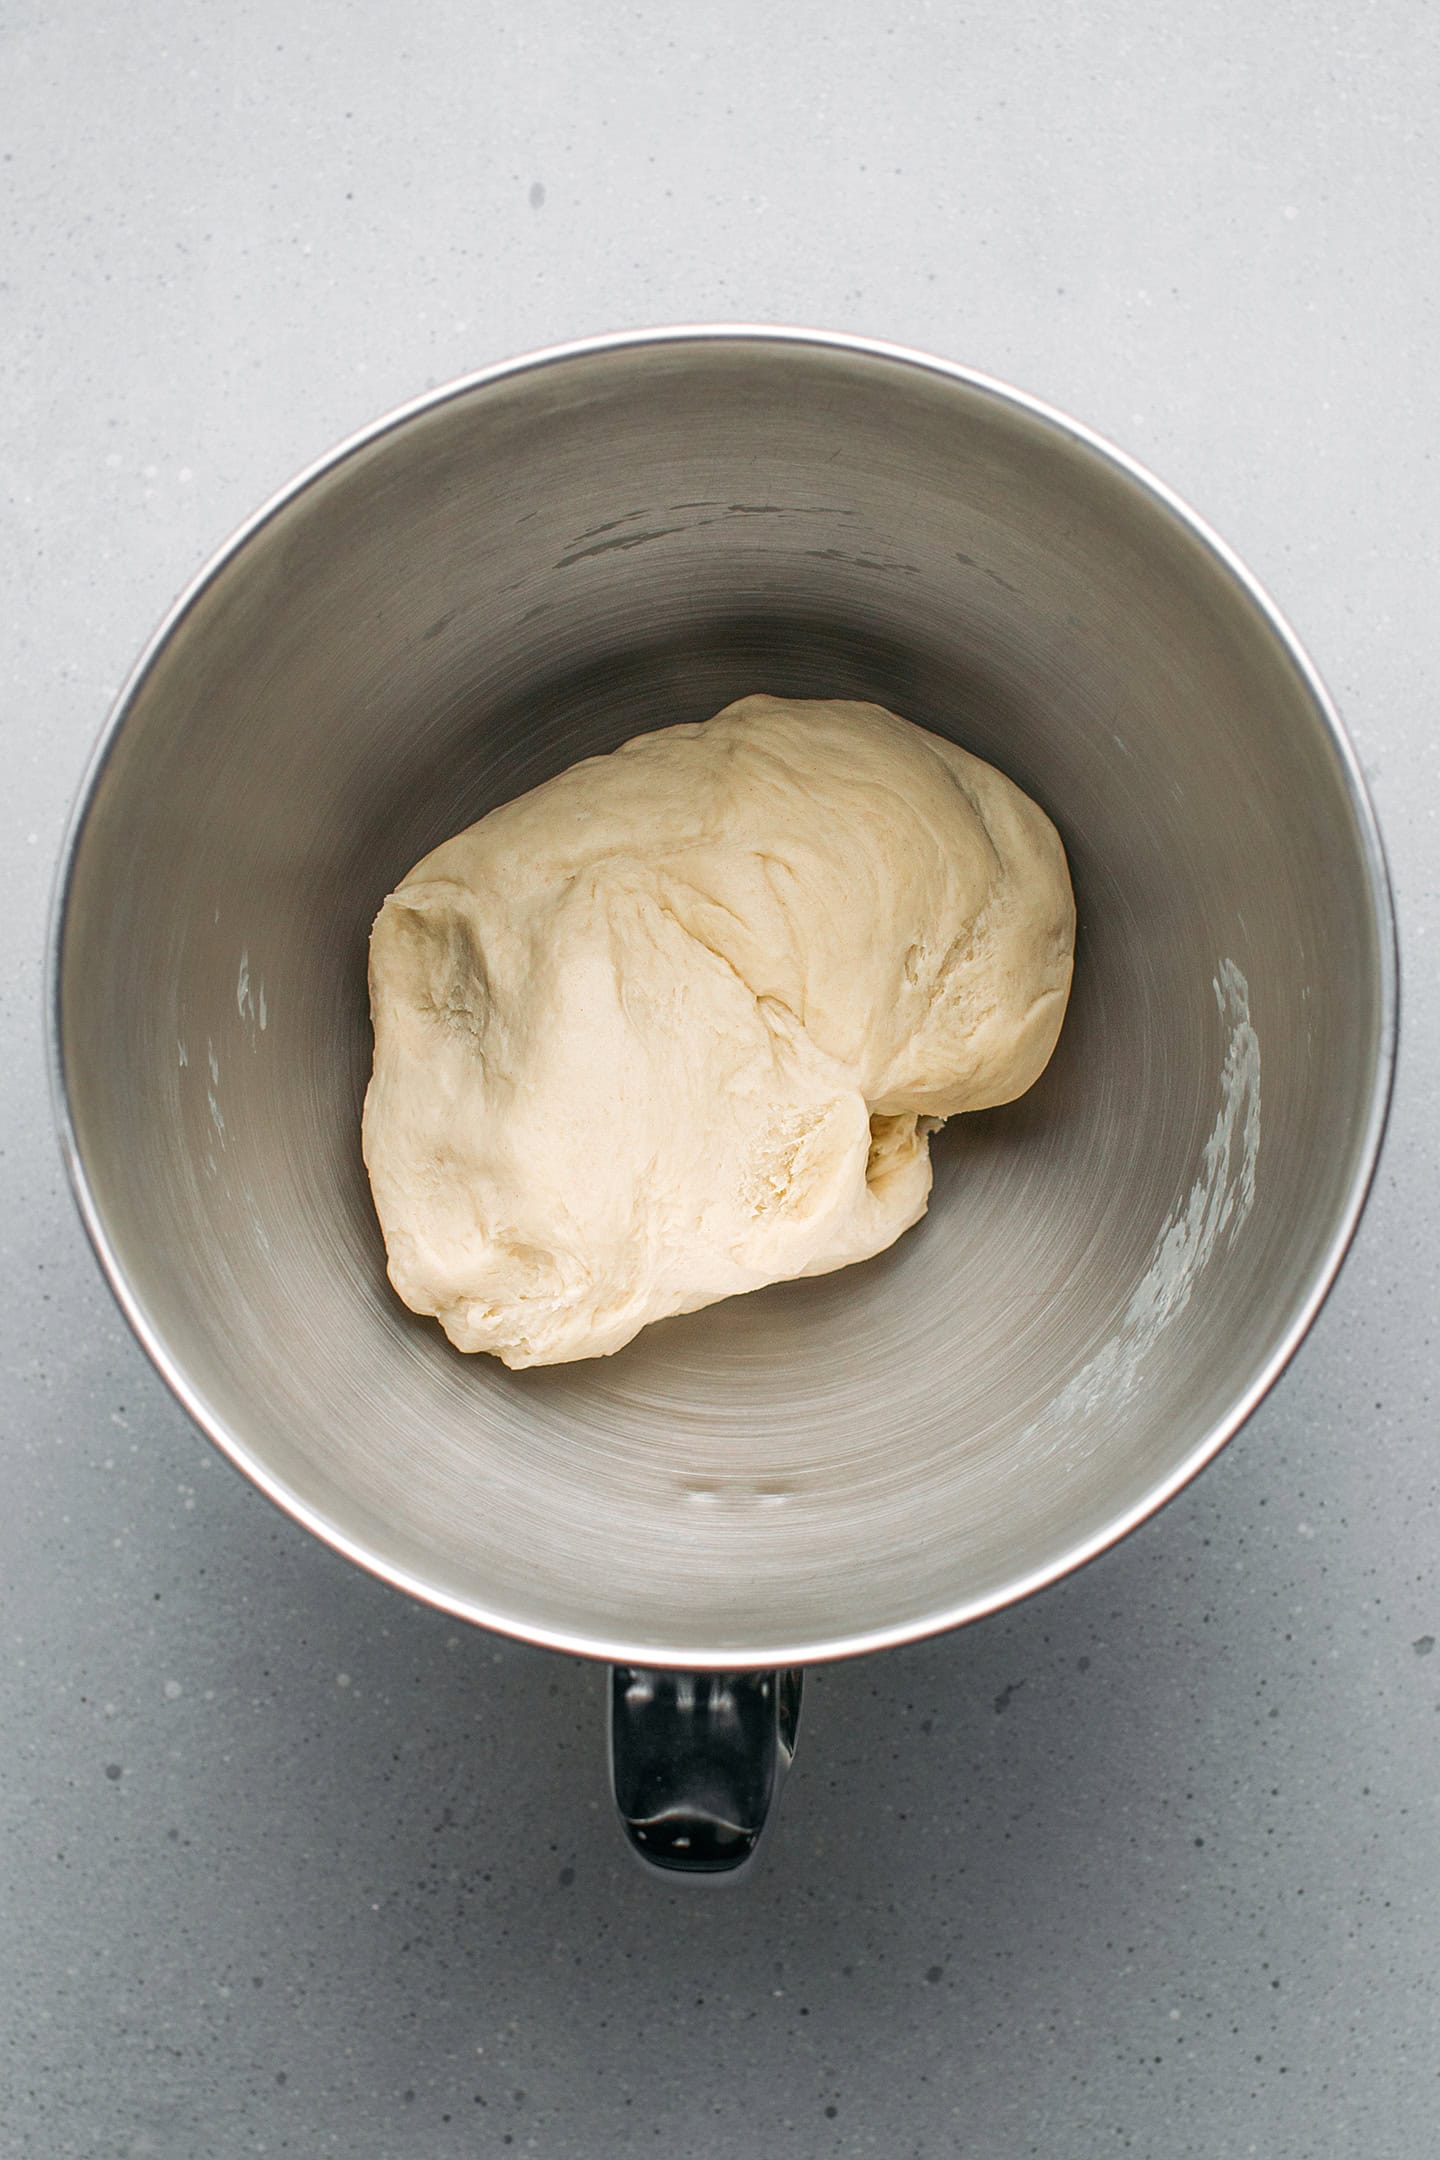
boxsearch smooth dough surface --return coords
[363,695,1075,1368]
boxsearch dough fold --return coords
[363,695,1074,1367]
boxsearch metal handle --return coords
[609,1666,803,1877]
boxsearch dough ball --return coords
[363,695,1074,1368]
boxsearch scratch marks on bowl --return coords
[553,502,864,571]
[553,526,691,568]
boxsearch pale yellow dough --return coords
[363,695,1074,1368]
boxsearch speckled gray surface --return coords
[4,5,1438,2155]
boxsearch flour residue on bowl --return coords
[1032,958,1261,1441]
[237,947,267,1042]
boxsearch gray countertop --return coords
[4,7,1437,2155]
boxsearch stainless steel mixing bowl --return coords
[51,329,1395,1871]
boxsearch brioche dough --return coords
[363,695,1074,1368]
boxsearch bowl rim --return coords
[46,323,1401,1670]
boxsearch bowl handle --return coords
[609,1666,803,1878]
